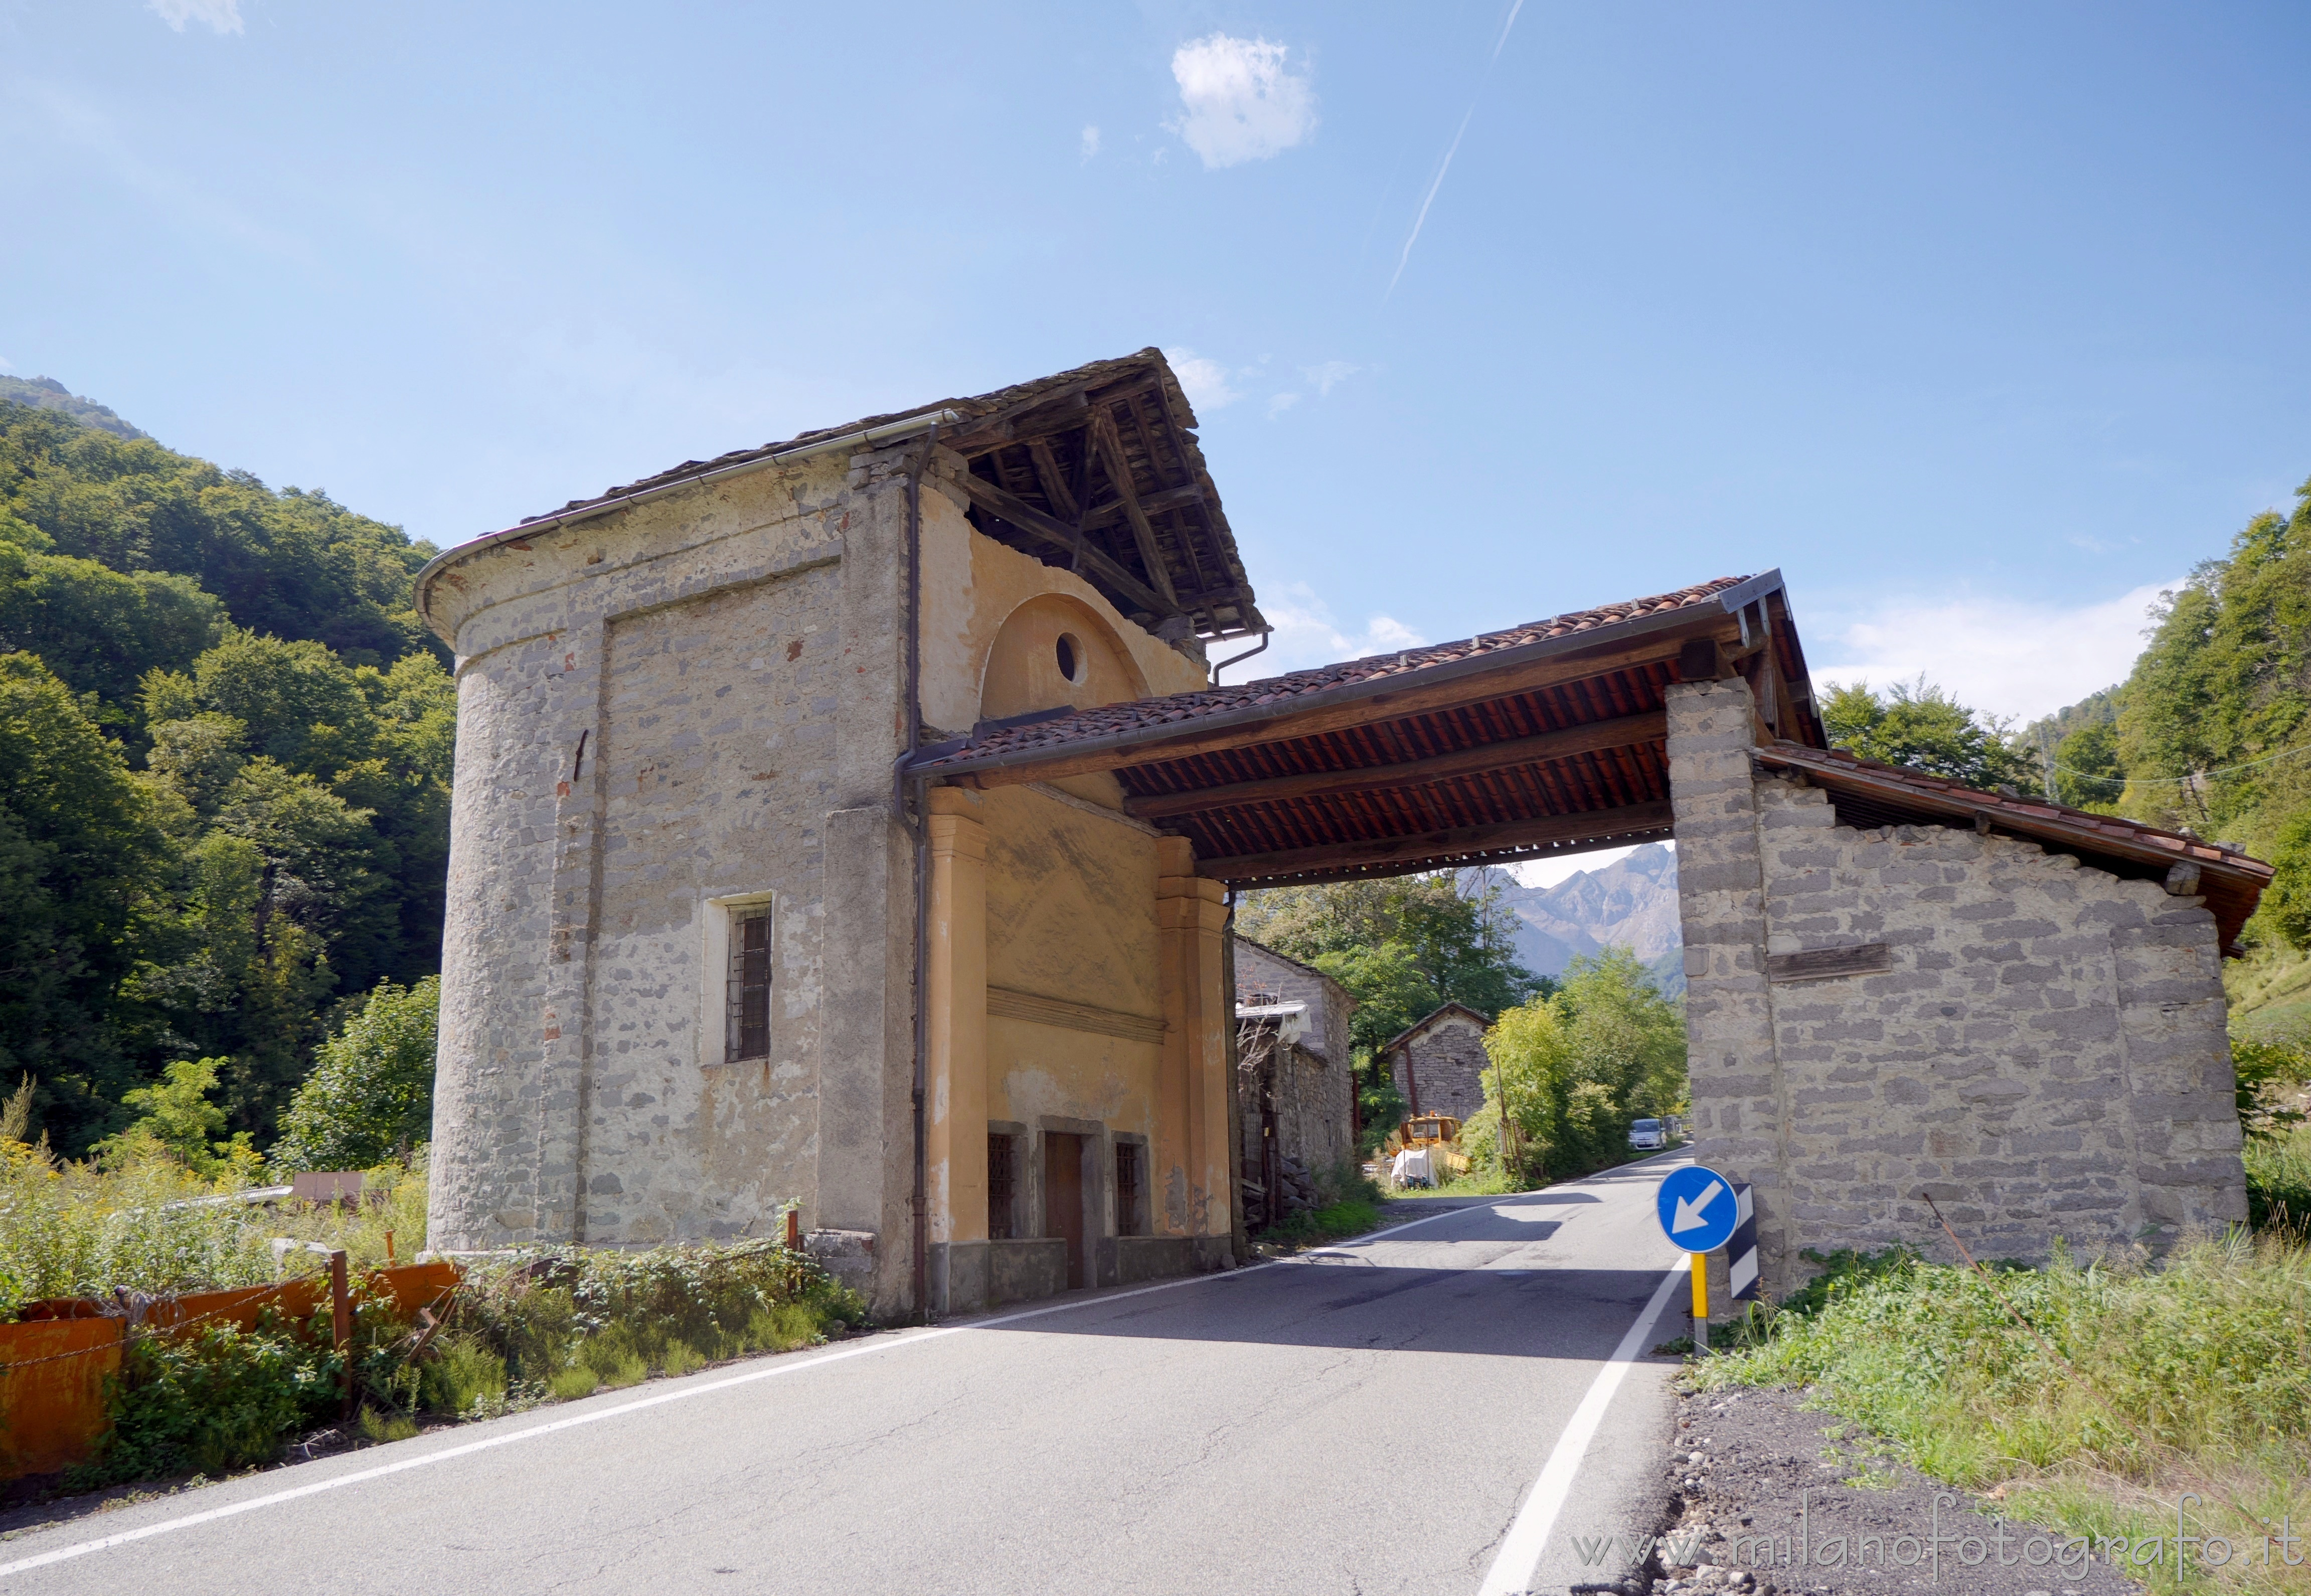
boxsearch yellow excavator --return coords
[1380,1113,1467,1188]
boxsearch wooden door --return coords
[1045,1133,1086,1289]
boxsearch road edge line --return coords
[1474,1261,1689,1596]
[0,1258,1298,1582]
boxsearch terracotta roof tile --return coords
[915,576,1752,769]
[1754,741,2272,880]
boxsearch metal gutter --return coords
[412,407,963,636]
[907,572,1791,780]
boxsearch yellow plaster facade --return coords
[917,502,1238,1313]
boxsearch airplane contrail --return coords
[1387,104,1475,298]
[1492,0,1526,60]
[1386,0,1527,299]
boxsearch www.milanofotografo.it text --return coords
[1569,1495,2304,1582]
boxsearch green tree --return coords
[1462,948,1684,1181]
[1239,869,1545,1147]
[91,1056,258,1180]
[1821,677,2035,790]
[270,976,439,1174]
[1556,947,1689,1119]
[0,401,441,670]
[2051,719,2126,810]
[0,398,459,1154]
[0,652,169,1150]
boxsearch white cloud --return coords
[1247,581,1424,676]
[1301,359,1359,397]
[150,0,243,33]
[1812,580,2177,725]
[1266,392,1301,418]
[0,356,13,373]
[1163,346,1240,411]
[1169,34,1316,169]
[1079,125,1101,164]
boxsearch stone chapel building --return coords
[420,347,2267,1318]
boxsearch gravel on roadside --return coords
[1545,1383,2143,1596]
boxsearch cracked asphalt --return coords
[0,1156,1689,1596]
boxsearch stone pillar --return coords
[924,787,988,1314]
[1157,837,1233,1260]
[1666,676,1789,1289]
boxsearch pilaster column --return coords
[538,619,606,1244]
[925,788,989,1257]
[1156,837,1232,1240]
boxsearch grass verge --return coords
[43,1234,867,1493]
[1690,1234,2311,1593]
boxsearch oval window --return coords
[1055,632,1082,684]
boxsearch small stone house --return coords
[1383,1003,1495,1125]
[1234,937,1356,1221]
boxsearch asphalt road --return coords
[2,1155,1693,1596]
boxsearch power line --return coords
[2046,738,2311,790]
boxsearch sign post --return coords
[1655,1164,1756,1346]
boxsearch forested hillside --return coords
[2033,478,2311,1029]
[0,388,451,1156]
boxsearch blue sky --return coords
[6,2,2308,725]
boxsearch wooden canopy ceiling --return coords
[939,350,1264,642]
[911,573,1823,885]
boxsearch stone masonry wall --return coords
[425,443,922,1316]
[1235,940,1355,1175]
[1392,1013,1490,1123]
[1670,677,2248,1291]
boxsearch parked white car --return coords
[1627,1118,1666,1151]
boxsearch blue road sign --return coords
[1657,1164,1739,1253]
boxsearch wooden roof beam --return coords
[1122,709,1666,820]
[1080,481,1203,527]
[953,468,1178,621]
[1089,406,1180,609]
[1195,800,1676,883]
[1026,438,1079,523]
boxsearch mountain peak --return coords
[0,375,147,441]
[1496,842,1684,994]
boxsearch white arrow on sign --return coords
[1671,1178,1727,1234]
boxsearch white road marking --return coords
[0,1182,1650,1584]
[0,1260,1280,1582]
[1475,1261,1689,1596]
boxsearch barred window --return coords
[727,910,771,1061]
[988,1133,1016,1240]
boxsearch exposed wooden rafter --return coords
[1121,709,1668,820]
[1194,801,1677,884]
[1088,406,1179,609]
[952,468,1178,620]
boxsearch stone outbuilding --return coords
[1671,676,2266,1290]
[1381,1003,1495,1125]
[1233,937,1356,1224]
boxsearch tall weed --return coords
[0,1140,429,1314]
[1696,1235,2311,1593]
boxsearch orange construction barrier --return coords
[0,1261,461,1480]
[0,1318,124,1478]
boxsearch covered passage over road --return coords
[908,571,1828,885]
